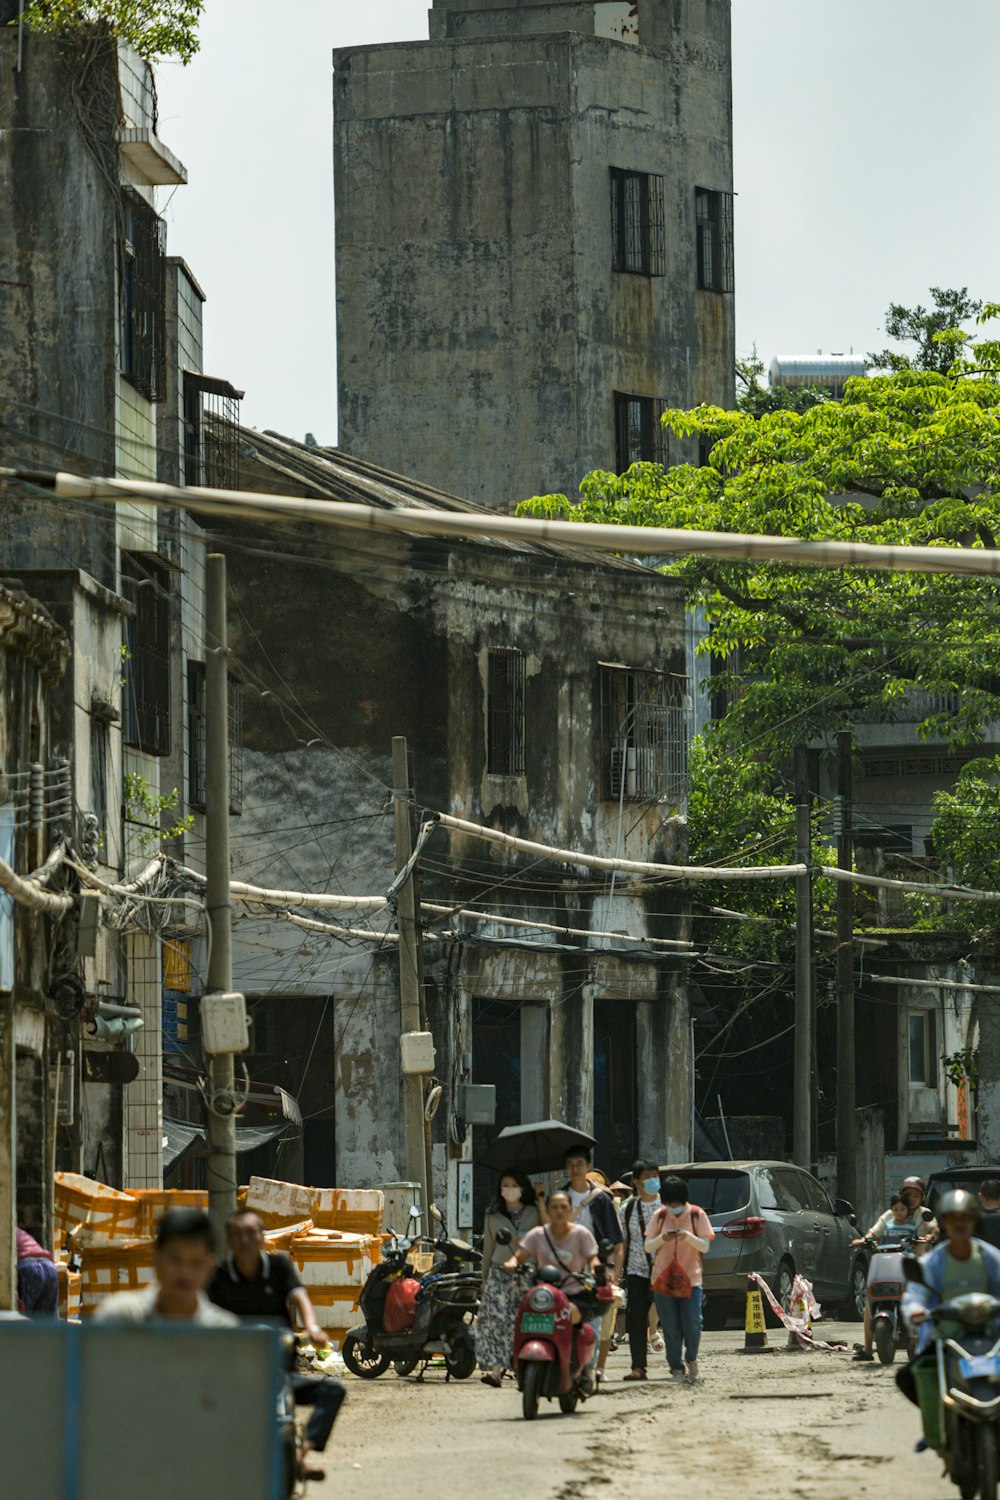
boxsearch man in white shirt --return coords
[92,1208,236,1328]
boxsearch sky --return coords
[156,0,1000,441]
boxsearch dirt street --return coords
[313,1321,956,1499]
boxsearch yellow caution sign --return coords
[740,1284,770,1354]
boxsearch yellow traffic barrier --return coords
[740,1280,771,1354]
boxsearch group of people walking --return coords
[477,1146,713,1389]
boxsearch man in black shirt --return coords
[978,1180,1000,1251]
[208,1208,345,1478]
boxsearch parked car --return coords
[925,1165,999,1214]
[663,1160,868,1329]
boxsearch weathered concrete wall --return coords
[334,1,733,510]
[219,443,691,1207]
[0,33,117,579]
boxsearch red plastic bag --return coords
[652,1255,692,1299]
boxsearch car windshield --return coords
[679,1172,751,1214]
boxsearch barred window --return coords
[611,169,665,276]
[183,373,244,488]
[187,660,244,815]
[486,648,525,776]
[614,392,668,472]
[695,187,734,293]
[122,552,171,756]
[120,190,166,401]
[600,664,689,808]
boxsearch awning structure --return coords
[162,1117,291,1173]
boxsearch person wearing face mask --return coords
[477,1169,541,1386]
[621,1161,663,1381]
[645,1175,714,1384]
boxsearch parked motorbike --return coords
[903,1256,1000,1498]
[865,1235,918,1365]
[342,1206,481,1381]
[505,1233,615,1420]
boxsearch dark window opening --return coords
[122,552,171,756]
[611,168,665,276]
[183,372,244,489]
[120,190,166,401]
[187,659,244,815]
[614,392,668,472]
[695,187,734,293]
[486,648,525,777]
[600,664,688,806]
[90,719,109,836]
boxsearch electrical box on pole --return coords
[400,1031,435,1075]
[201,993,249,1056]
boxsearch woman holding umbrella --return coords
[477,1169,542,1386]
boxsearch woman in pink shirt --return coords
[645,1176,714,1385]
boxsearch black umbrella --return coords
[478,1119,597,1176]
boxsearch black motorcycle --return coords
[342,1207,481,1381]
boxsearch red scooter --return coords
[512,1262,614,1419]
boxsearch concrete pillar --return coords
[520,1002,548,1121]
[549,962,593,1137]
[637,971,690,1165]
[0,1016,15,1309]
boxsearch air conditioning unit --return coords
[609,745,637,799]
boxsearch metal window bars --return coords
[183,374,244,489]
[601,666,690,809]
[122,553,171,757]
[120,190,167,402]
[614,392,669,472]
[611,169,665,276]
[695,187,735,294]
[486,648,526,776]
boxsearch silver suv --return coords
[665,1160,868,1327]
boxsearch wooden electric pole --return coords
[204,554,237,1222]
[793,747,813,1169]
[836,728,856,1204]
[392,737,431,1233]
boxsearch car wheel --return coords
[844,1258,867,1323]
[764,1261,794,1329]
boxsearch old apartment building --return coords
[334,0,735,510]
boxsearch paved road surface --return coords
[313,1321,956,1499]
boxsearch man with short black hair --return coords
[208,1206,344,1479]
[92,1208,236,1327]
[562,1144,625,1383]
[978,1179,1000,1251]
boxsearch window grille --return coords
[123,552,171,756]
[600,665,689,808]
[486,648,525,776]
[120,190,167,401]
[908,1010,937,1088]
[614,392,668,472]
[695,187,735,293]
[183,373,244,489]
[187,660,244,815]
[611,169,665,276]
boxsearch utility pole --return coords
[793,747,813,1169]
[836,727,856,1205]
[392,737,431,1233]
[204,554,237,1222]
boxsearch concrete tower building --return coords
[334,0,735,510]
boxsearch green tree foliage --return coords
[18,0,204,63]
[928,756,1000,891]
[868,287,983,374]
[520,315,1000,760]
